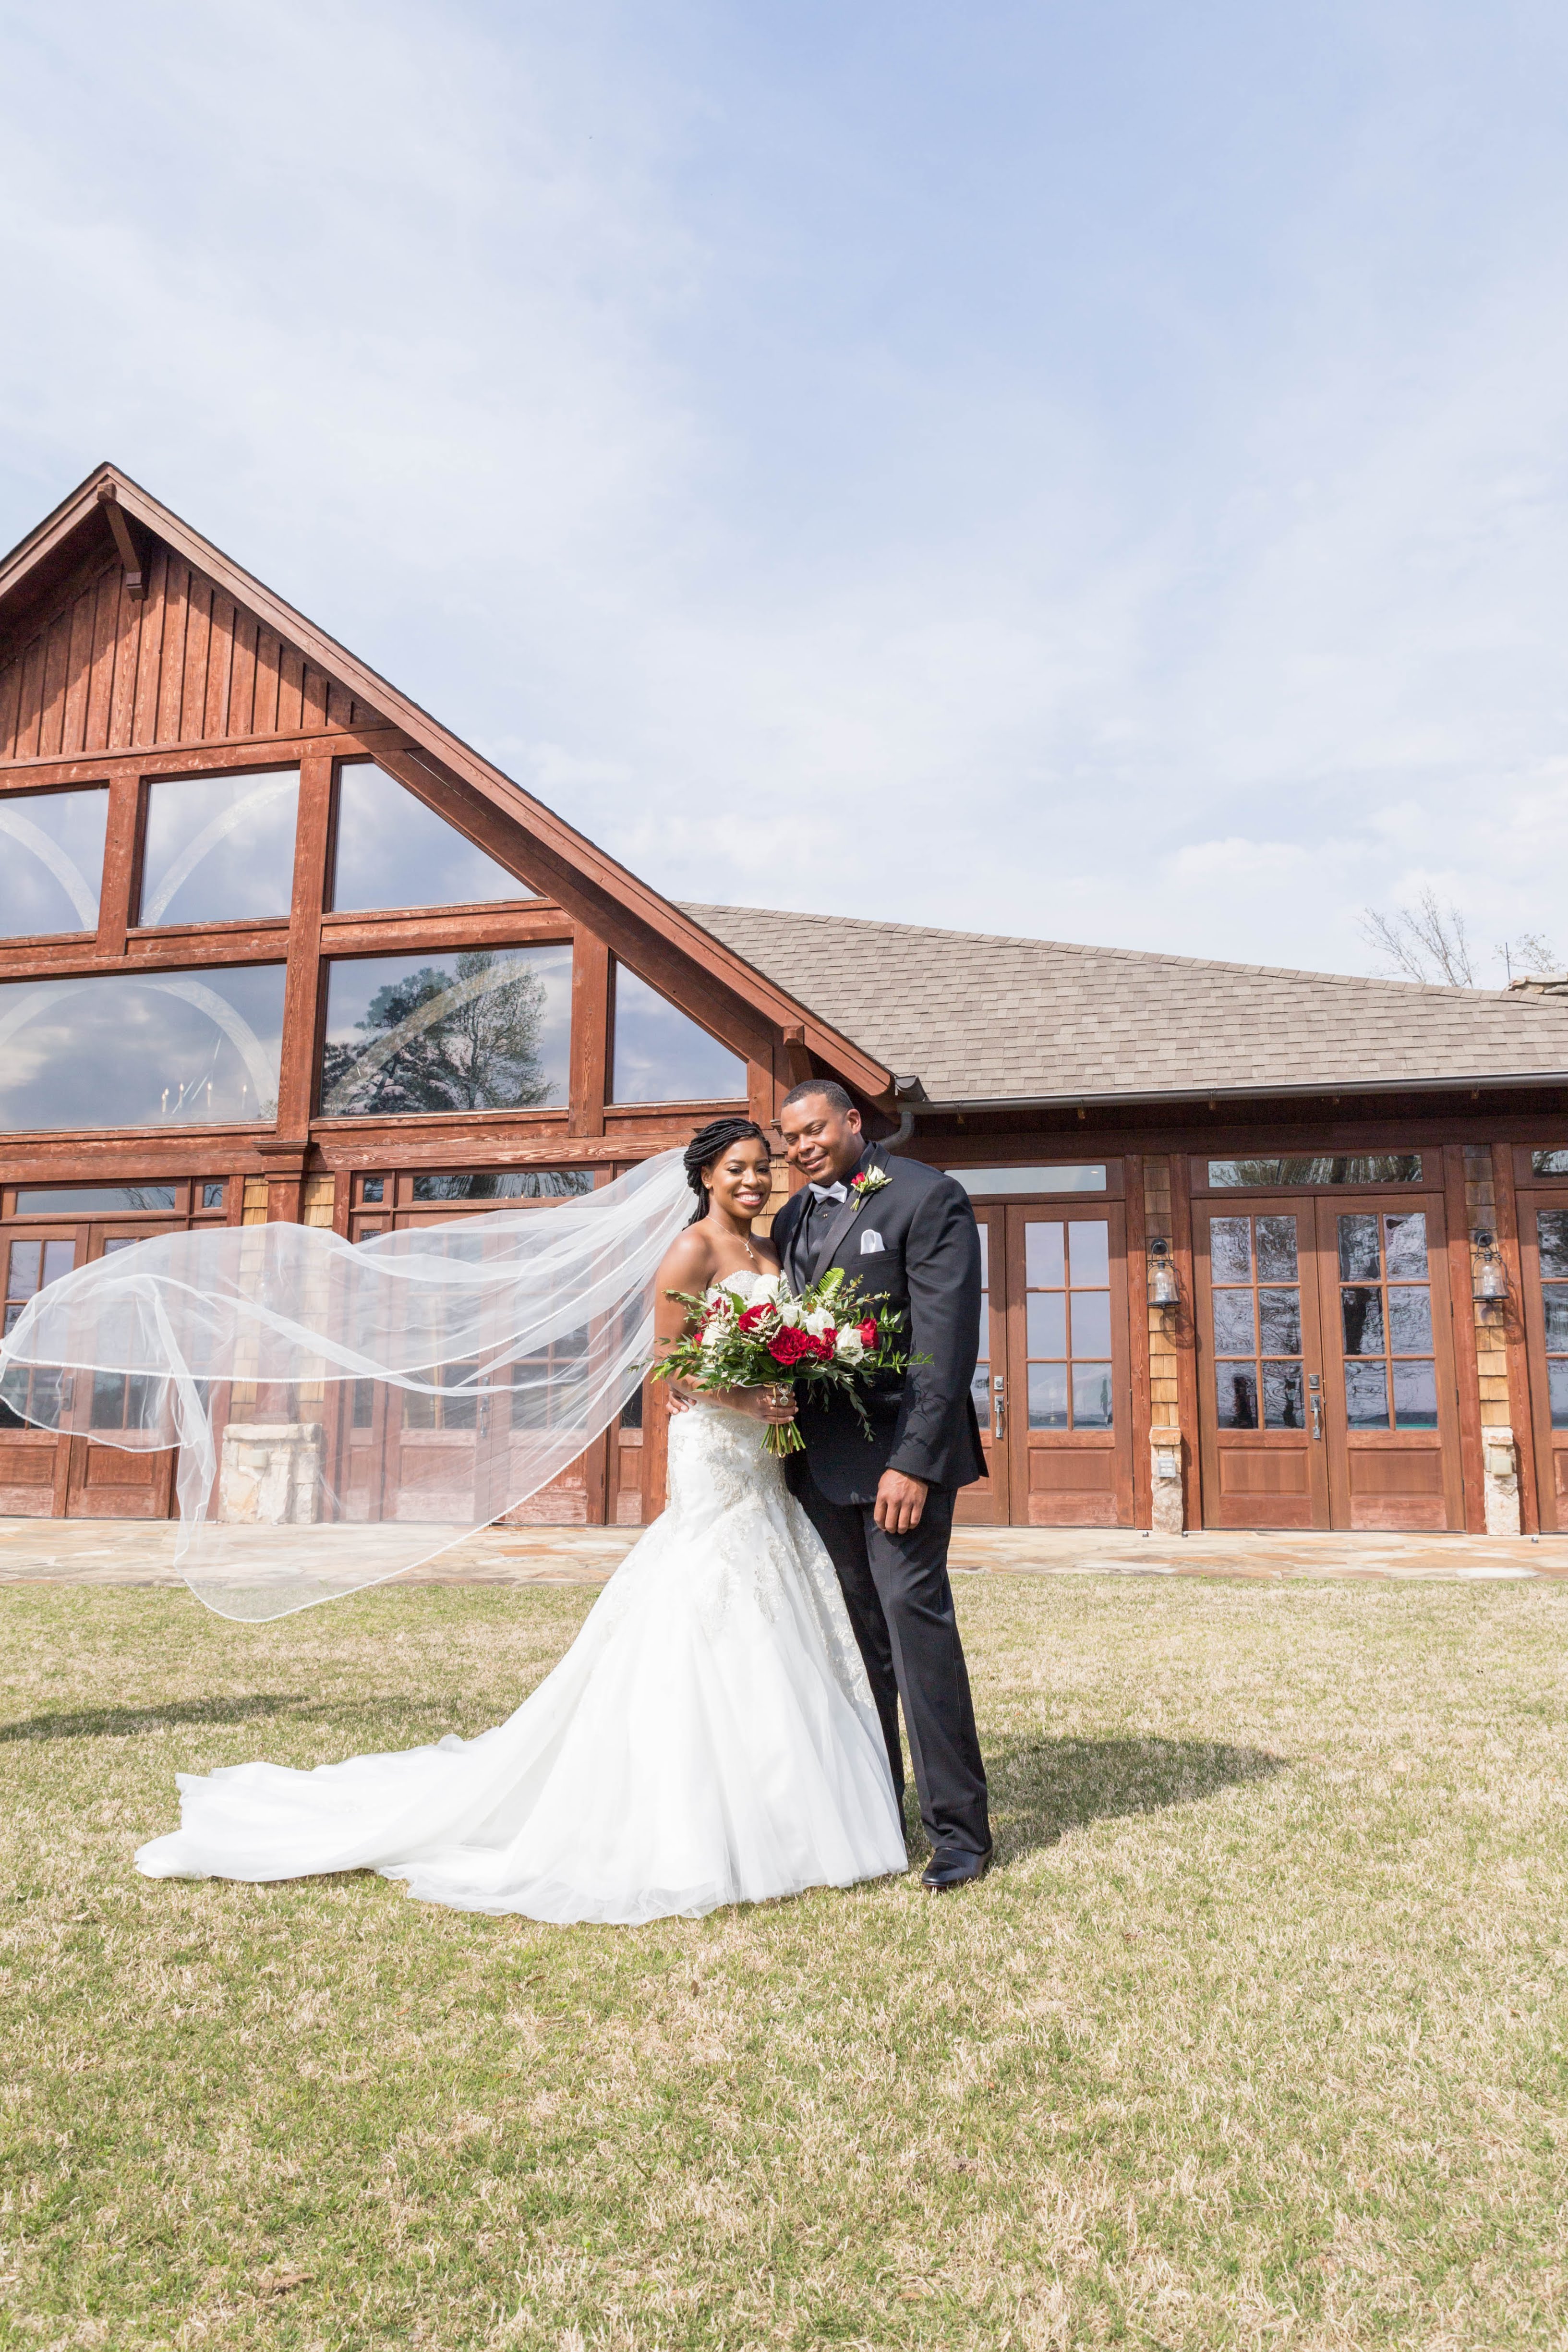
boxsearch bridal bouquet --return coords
[653,1266,918,1455]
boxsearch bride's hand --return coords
[730,1383,797,1426]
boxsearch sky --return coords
[3,0,1568,981]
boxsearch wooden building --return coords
[2,465,1567,1539]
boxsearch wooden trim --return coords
[0,933,290,981]
[95,770,139,958]
[320,906,566,951]
[275,750,333,1138]
[569,930,609,1139]
[1,730,375,788]
[1442,1144,1487,1533]
[1123,1153,1151,1528]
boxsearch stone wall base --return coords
[218,1422,322,1526]
[1151,1434,1184,1535]
[1483,1427,1522,1537]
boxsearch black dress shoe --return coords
[920,1845,993,1892]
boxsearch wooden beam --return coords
[95,484,145,600]
[780,1021,814,1089]
[569,930,609,1140]
[274,749,334,1142]
[96,768,140,956]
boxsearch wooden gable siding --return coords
[0,548,373,764]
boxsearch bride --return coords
[134,1117,909,1924]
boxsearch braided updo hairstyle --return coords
[683,1116,772,1225]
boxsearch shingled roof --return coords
[682,904,1568,1107]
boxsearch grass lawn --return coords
[1,1573,1567,2350]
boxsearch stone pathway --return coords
[0,1518,1565,1588]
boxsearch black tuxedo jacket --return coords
[772,1147,987,1503]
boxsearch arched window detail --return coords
[139,769,300,926]
[0,788,108,937]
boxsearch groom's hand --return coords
[874,1469,928,1534]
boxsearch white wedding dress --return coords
[135,1281,907,1924]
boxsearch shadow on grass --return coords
[984,1732,1285,1863]
[0,1693,469,1745]
[0,1696,318,1744]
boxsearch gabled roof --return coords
[683,903,1568,1106]
[0,464,893,1103]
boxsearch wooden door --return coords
[954,1206,1011,1525]
[1196,1191,1463,1531]
[0,1225,179,1519]
[1316,1194,1463,1532]
[1515,1196,1568,1529]
[0,1227,79,1515]
[349,1204,609,1528]
[1195,1201,1330,1529]
[61,1232,177,1520]
[1001,1204,1133,1527]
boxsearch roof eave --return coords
[918,1069,1568,1115]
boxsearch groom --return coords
[773,1081,991,1891]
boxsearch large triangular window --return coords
[610,963,747,1103]
[331,762,534,912]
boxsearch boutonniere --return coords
[847,1166,891,1220]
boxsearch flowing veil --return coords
[0,1152,694,1621]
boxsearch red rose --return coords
[737,1302,774,1334]
[856,1317,879,1348]
[768,1327,812,1367]
[804,1330,835,1363]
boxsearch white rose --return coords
[750,1273,783,1302]
[700,1320,726,1351]
[776,1299,803,1328]
[834,1329,866,1364]
[804,1307,834,1336]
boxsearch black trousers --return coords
[790,1465,991,1860]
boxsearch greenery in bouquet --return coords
[652,1266,921,1455]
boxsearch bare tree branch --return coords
[1359,891,1477,986]
[1502,930,1560,978]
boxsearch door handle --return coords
[1310,1393,1323,1441]
[993,1375,1005,1438]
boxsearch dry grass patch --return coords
[0,1575,1566,2348]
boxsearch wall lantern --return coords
[1472,1229,1508,1305]
[1147,1237,1180,1308]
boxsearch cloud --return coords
[4,2,1568,983]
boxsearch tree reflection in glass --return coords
[319,947,572,1117]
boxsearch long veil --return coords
[0,1152,693,1621]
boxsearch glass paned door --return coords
[1197,1190,1461,1530]
[954,1208,1010,1525]
[1195,1204,1329,1530]
[0,1236,78,1510]
[61,1228,181,1521]
[339,1197,609,1528]
[1519,1204,1568,1529]
[1001,1206,1132,1526]
[1315,1195,1460,1531]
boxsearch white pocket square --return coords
[859,1229,884,1254]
